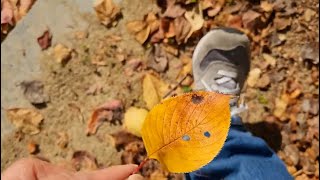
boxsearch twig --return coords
[163,73,192,99]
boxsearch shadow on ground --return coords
[244,121,282,152]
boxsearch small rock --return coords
[20,80,49,105]
[304,8,316,22]
[247,68,261,87]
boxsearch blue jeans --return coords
[186,116,293,180]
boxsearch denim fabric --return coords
[185,116,293,180]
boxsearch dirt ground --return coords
[1,0,319,179]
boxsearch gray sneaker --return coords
[192,27,251,116]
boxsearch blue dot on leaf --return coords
[182,135,190,141]
[204,131,211,138]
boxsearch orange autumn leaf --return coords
[141,91,231,173]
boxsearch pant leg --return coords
[185,115,293,180]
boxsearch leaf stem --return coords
[131,158,149,175]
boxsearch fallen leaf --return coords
[163,2,185,18]
[163,44,179,56]
[1,0,14,25]
[247,68,261,87]
[300,42,319,65]
[146,12,160,34]
[178,55,192,78]
[20,80,49,105]
[274,16,291,30]
[262,53,276,67]
[6,108,44,135]
[27,141,38,154]
[94,0,121,26]
[257,73,271,89]
[123,107,148,137]
[127,20,147,34]
[136,25,151,44]
[227,14,243,29]
[141,91,231,172]
[274,94,289,120]
[173,16,192,44]
[185,5,204,33]
[121,141,145,165]
[207,0,225,17]
[147,44,168,73]
[110,130,141,150]
[37,30,52,50]
[18,0,35,18]
[260,1,273,12]
[71,151,98,171]
[53,44,72,64]
[142,73,169,109]
[303,8,316,22]
[242,10,261,32]
[86,100,123,135]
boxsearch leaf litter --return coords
[2,0,319,178]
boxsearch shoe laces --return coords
[200,70,247,116]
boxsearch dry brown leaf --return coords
[146,12,160,34]
[174,16,192,44]
[260,1,273,12]
[18,0,35,18]
[227,14,243,29]
[274,94,289,120]
[147,44,168,72]
[142,73,169,109]
[262,53,276,67]
[110,130,141,150]
[37,30,52,50]
[71,151,98,171]
[135,25,150,44]
[247,68,261,87]
[163,3,186,18]
[185,5,204,38]
[257,74,271,89]
[20,80,49,105]
[242,10,261,31]
[1,0,14,25]
[123,107,148,137]
[165,21,175,38]
[53,44,72,64]
[94,0,121,26]
[86,100,123,135]
[126,21,147,34]
[207,0,225,17]
[6,108,44,135]
[274,16,291,30]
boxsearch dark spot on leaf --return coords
[191,94,204,104]
[204,131,211,138]
[182,135,190,141]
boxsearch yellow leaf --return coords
[141,91,231,173]
[143,73,169,109]
[123,107,148,137]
